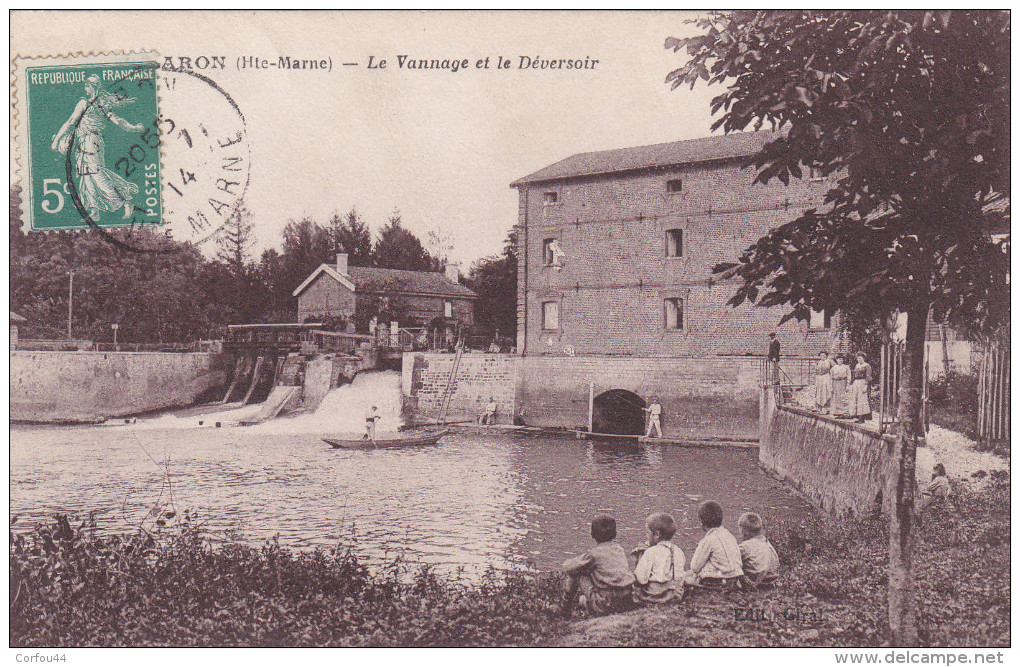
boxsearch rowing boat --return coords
[323,428,449,450]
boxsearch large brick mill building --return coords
[509,131,842,438]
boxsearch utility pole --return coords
[67,271,74,340]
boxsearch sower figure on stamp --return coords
[51,74,144,220]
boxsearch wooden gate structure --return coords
[977,344,1010,449]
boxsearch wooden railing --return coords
[309,330,375,354]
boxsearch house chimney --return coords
[445,262,460,283]
[336,253,348,275]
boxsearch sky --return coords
[11,11,720,268]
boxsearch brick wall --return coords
[402,352,516,423]
[517,354,761,439]
[297,273,356,323]
[515,159,840,357]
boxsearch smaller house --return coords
[293,254,477,340]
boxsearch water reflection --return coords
[10,424,812,576]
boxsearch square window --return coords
[542,301,560,330]
[667,179,683,193]
[664,298,684,330]
[666,229,683,257]
[543,191,559,205]
[444,300,453,318]
[809,309,832,330]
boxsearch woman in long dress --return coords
[814,351,833,413]
[829,354,851,417]
[850,353,873,423]
[50,75,144,220]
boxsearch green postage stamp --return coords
[14,53,163,231]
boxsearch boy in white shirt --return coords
[632,512,685,604]
[738,512,780,586]
[685,500,744,589]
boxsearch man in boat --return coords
[364,406,381,440]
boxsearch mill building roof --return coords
[510,130,778,187]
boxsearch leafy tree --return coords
[253,248,294,323]
[373,210,442,272]
[466,228,518,343]
[215,201,255,278]
[668,10,1009,644]
[329,207,373,267]
[276,217,332,313]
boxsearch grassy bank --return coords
[10,476,1009,647]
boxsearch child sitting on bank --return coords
[684,500,744,589]
[737,512,780,587]
[560,514,636,617]
[632,512,686,604]
[920,463,952,512]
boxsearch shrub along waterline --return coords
[9,513,565,647]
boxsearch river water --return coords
[10,371,813,576]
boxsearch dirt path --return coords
[919,425,1009,490]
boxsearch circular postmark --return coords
[62,63,250,253]
[155,67,251,248]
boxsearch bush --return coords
[927,371,978,440]
[10,513,565,647]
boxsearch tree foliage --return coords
[329,207,373,267]
[667,11,1009,333]
[373,210,442,272]
[466,228,518,341]
[10,190,461,339]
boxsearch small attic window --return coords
[543,191,559,205]
[666,179,683,193]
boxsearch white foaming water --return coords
[251,370,403,435]
[118,370,403,435]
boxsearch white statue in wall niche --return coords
[548,239,567,269]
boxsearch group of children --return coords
[561,500,780,617]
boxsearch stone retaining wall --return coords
[10,351,226,422]
[758,387,893,516]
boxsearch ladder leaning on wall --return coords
[437,346,464,425]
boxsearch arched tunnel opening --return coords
[592,389,646,435]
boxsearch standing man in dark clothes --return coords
[767,333,781,386]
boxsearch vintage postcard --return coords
[8,10,1010,660]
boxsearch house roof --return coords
[347,266,477,299]
[292,264,477,299]
[10,310,26,323]
[291,264,355,297]
[510,130,778,187]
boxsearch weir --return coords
[218,323,383,424]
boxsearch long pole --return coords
[588,382,594,432]
[67,271,74,340]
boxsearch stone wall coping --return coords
[11,350,214,357]
[777,403,896,443]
